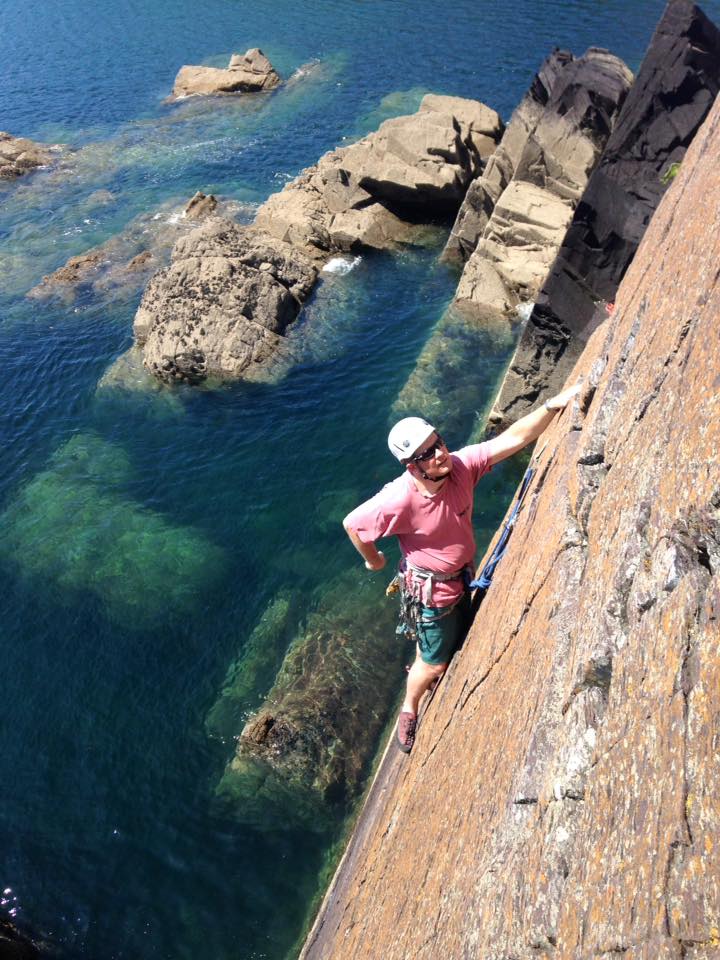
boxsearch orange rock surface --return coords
[301,93,720,960]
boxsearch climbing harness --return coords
[468,465,535,597]
[388,559,471,641]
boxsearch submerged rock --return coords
[489,0,720,430]
[170,48,281,99]
[214,573,404,831]
[205,591,302,741]
[27,193,240,303]
[255,94,503,259]
[134,218,318,384]
[0,432,225,626]
[0,131,61,179]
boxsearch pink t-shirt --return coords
[344,443,492,607]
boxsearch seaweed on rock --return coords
[214,570,406,832]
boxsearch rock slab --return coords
[489,0,720,429]
[300,76,720,960]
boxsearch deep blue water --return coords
[2,1,719,958]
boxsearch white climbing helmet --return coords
[387,417,435,462]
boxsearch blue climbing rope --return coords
[469,466,535,593]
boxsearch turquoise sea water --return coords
[3,1,719,957]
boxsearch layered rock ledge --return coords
[0,131,61,180]
[169,48,281,99]
[300,84,720,960]
[448,46,632,321]
[489,0,720,430]
[255,94,503,259]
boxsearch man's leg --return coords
[402,650,446,715]
[396,593,471,753]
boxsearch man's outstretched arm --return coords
[485,383,581,467]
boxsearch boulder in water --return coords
[170,48,281,99]
[134,217,318,384]
[0,131,61,179]
[255,94,503,259]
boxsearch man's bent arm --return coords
[343,522,387,571]
[485,383,581,467]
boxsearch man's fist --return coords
[365,551,386,572]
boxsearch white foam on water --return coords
[515,300,535,322]
[322,256,361,275]
[165,213,183,225]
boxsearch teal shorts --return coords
[414,591,472,666]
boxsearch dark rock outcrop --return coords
[448,47,632,322]
[299,82,720,960]
[169,48,281,99]
[394,47,631,423]
[255,94,504,259]
[134,218,317,384]
[0,919,46,959]
[489,0,720,430]
[0,131,60,180]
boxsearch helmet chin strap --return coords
[413,464,444,483]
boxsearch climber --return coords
[343,382,581,754]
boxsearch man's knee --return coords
[425,660,447,677]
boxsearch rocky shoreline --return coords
[299,78,720,958]
[0,131,62,180]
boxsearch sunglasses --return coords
[410,435,445,463]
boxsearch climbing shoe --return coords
[396,711,417,754]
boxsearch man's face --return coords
[408,433,452,481]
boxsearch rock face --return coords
[255,94,504,259]
[489,0,720,430]
[170,48,281,99]
[0,131,59,179]
[134,218,317,383]
[449,47,632,322]
[299,89,720,960]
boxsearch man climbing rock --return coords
[343,383,580,753]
